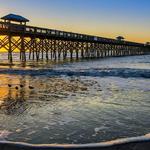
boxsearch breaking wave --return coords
[0,68,149,78]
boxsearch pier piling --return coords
[0,15,149,62]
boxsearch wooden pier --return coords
[0,14,150,62]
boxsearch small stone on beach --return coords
[15,86,19,90]
[20,85,24,88]
[8,84,12,87]
[29,86,34,89]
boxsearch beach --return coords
[0,54,150,144]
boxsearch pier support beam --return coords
[0,32,150,62]
[20,35,26,62]
[8,35,13,63]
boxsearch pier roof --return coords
[1,14,29,23]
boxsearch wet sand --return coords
[0,54,150,144]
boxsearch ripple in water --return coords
[0,54,150,144]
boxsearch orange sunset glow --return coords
[0,0,150,43]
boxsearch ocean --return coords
[0,53,150,144]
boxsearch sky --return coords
[0,0,150,43]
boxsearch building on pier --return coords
[116,36,125,41]
[1,14,29,25]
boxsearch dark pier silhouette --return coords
[0,14,150,63]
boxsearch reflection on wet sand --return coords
[0,74,89,116]
[0,75,31,115]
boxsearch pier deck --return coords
[0,21,150,62]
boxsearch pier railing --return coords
[0,21,145,46]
